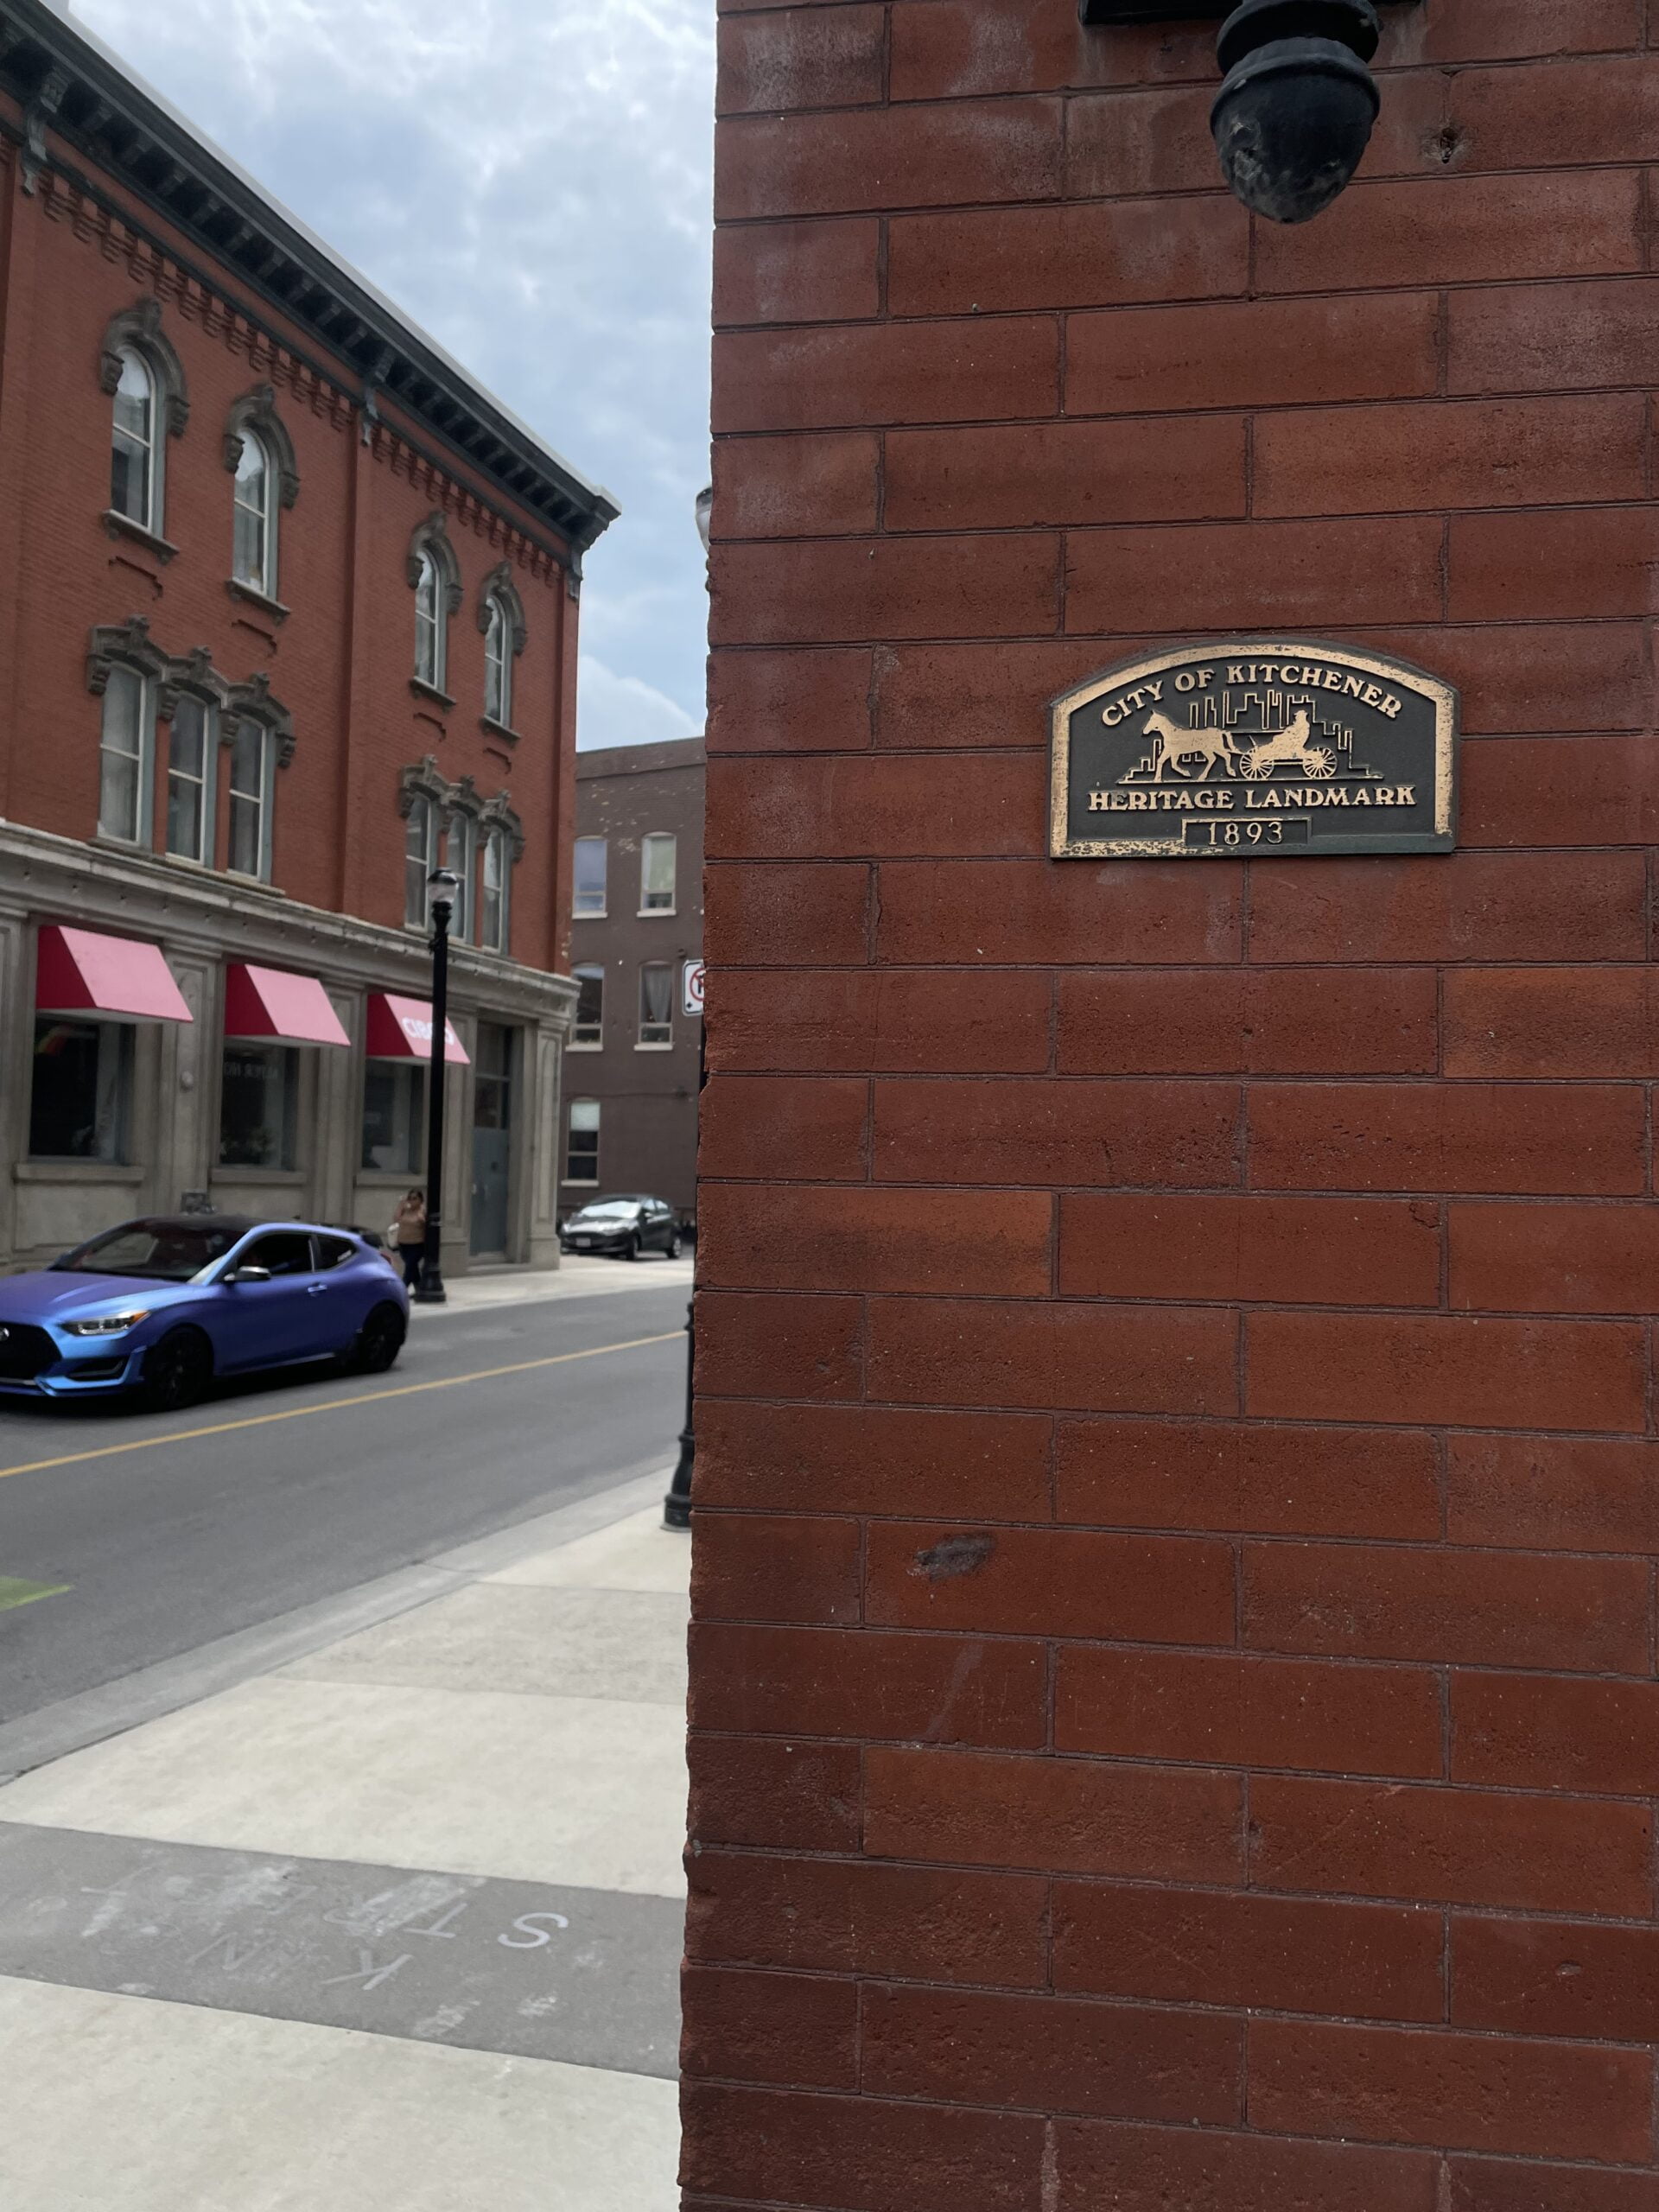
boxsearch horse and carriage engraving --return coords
[1140,709,1338,784]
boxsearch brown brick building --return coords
[686,3,1659,2203]
[564,736,705,1225]
[0,0,614,1274]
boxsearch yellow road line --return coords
[0,1332,682,1484]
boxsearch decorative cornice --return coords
[87,621,295,766]
[479,789,526,862]
[99,296,189,435]
[397,758,522,856]
[87,614,168,696]
[0,0,617,550]
[478,563,528,657]
[396,754,449,823]
[224,383,300,509]
[226,672,296,768]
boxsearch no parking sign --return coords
[681,959,706,1020]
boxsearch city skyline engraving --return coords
[1051,640,1459,861]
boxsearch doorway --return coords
[470,1022,513,1256]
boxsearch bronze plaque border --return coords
[1049,638,1460,861]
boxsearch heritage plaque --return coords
[1050,640,1459,861]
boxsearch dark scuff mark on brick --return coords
[912,1533,996,1581]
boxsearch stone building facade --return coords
[0,2,614,1274]
[566,737,705,1226]
[686,3,1659,2204]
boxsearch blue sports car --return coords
[0,1214,410,1412]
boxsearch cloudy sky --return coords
[73,0,715,749]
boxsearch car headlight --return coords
[63,1311,150,1337]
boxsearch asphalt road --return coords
[0,1281,690,1730]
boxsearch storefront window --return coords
[29,1019,133,1161]
[218,1042,299,1170]
[361,1063,425,1173]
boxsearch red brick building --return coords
[0,1,614,1273]
[688,3,1659,2204]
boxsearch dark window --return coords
[361,1063,424,1173]
[242,1231,315,1277]
[315,1235,356,1270]
[219,1043,299,1170]
[565,1101,599,1185]
[30,1019,134,1161]
[474,1024,512,1132]
[573,965,603,1047]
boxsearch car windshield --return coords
[573,1203,642,1219]
[53,1220,246,1282]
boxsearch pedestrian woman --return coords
[392,1187,427,1292]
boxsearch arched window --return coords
[408,513,461,696]
[477,564,526,733]
[404,794,437,925]
[100,300,188,537]
[480,825,510,953]
[226,719,275,881]
[415,551,443,689]
[484,597,512,727]
[111,349,157,531]
[232,433,275,597]
[445,813,474,943]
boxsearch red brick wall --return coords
[690,3,1659,2203]
[0,116,576,970]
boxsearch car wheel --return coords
[142,1327,213,1414]
[353,1302,407,1375]
[625,1232,643,1262]
[666,1230,683,1259]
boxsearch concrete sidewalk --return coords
[0,1476,690,2210]
[416,1252,694,1317]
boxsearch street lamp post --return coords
[664,492,713,1532]
[416,865,461,1306]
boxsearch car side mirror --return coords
[227,1264,272,1285]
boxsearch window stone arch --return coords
[87,616,170,698]
[479,789,526,862]
[476,563,528,655]
[99,297,189,437]
[225,672,296,768]
[223,385,300,509]
[397,754,450,823]
[406,511,462,613]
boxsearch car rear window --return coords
[315,1235,357,1270]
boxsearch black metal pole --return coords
[663,1012,705,1529]
[416,896,451,1305]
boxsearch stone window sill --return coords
[481,715,519,747]
[227,577,290,625]
[16,1160,144,1184]
[103,510,179,563]
[410,677,455,714]
[567,1040,601,1053]
[212,1166,308,1185]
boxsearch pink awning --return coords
[365,992,470,1065]
[36,925,192,1023]
[225,963,350,1048]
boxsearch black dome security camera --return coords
[1211,0,1382,224]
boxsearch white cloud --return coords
[577,659,701,752]
[73,0,714,741]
